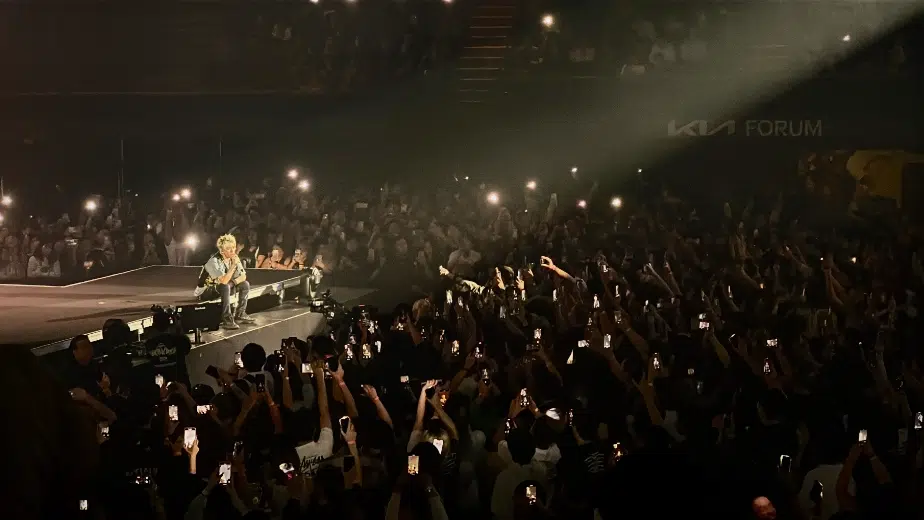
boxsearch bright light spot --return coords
[180,188,192,200]
[85,200,98,212]
[842,34,851,42]
[637,168,643,173]
[541,14,555,28]
[287,169,299,179]
[0,195,11,206]
[526,180,537,190]
[571,166,578,174]
[184,234,199,249]
[464,176,470,181]
[486,192,500,205]
[172,193,181,202]
[611,197,623,209]
[298,180,310,191]
[577,200,587,209]
[0,214,4,223]
[310,0,318,3]
[146,224,152,230]
[442,0,452,3]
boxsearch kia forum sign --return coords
[668,119,823,137]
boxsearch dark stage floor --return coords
[0,266,374,347]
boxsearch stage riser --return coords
[187,311,326,392]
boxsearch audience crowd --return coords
[518,0,911,76]
[11,159,924,520]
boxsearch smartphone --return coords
[361,343,372,359]
[499,306,506,319]
[79,500,88,511]
[451,340,460,355]
[446,290,453,303]
[552,289,557,302]
[696,380,704,394]
[652,353,662,371]
[234,352,243,368]
[699,320,710,330]
[593,295,600,309]
[400,375,409,383]
[687,368,695,376]
[603,333,611,349]
[577,340,589,349]
[232,441,243,459]
[534,328,542,340]
[519,388,529,407]
[100,423,110,439]
[183,427,197,449]
[339,416,350,434]
[567,351,574,364]
[767,338,778,348]
[301,362,311,374]
[279,463,295,479]
[568,409,574,425]
[615,311,623,325]
[255,374,265,393]
[168,405,179,422]
[809,480,823,502]
[779,454,792,472]
[612,442,625,460]
[858,429,868,443]
[155,374,165,387]
[505,418,515,434]
[432,438,444,454]
[197,404,211,414]
[915,412,923,430]
[763,358,771,375]
[439,391,448,406]
[481,368,490,385]
[205,365,220,379]
[219,463,232,485]
[525,484,537,505]
[375,340,382,353]
[475,346,483,359]
[135,475,151,486]
[407,455,420,475]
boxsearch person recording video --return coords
[194,234,256,330]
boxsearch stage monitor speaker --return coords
[175,302,221,333]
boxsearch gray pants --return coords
[200,281,250,320]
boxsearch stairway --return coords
[455,0,517,104]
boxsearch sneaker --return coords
[221,318,240,330]
[235,312,256,325]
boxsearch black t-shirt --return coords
[63,358,103,398]
[140,332,192,386]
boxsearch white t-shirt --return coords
[799,463,855,520]
[447,249,481,274]
[497,440,561,470]
[296,427,334,476]
[491,461,547,520]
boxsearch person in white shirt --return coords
[27,244,61,278]
[295,360,333,477]
[799,454,856,520]
[447,238,481,277]
[492,429,548,520]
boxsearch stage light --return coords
[526,180,537,190]
[464,176,470,181]
[541,14,555,29]
[298,179,310,191]
[577,200,587,209]
[287,169,299,179]
[611,197,623,209]
[637,168,643,173]
[184,234,199,249]
[486,191,500,205]
[0,195,11,206]
[172,193,181,202]
[442,0,452,3]
[85,200,98,212]
[842,34,851,42]
[180,188,192,200]
[571,166,578,174]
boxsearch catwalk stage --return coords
[0,266,377,352]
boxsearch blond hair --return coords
[216,234,237,251]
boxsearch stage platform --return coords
[0,265,376,351]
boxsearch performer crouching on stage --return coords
[194,234,256,330]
